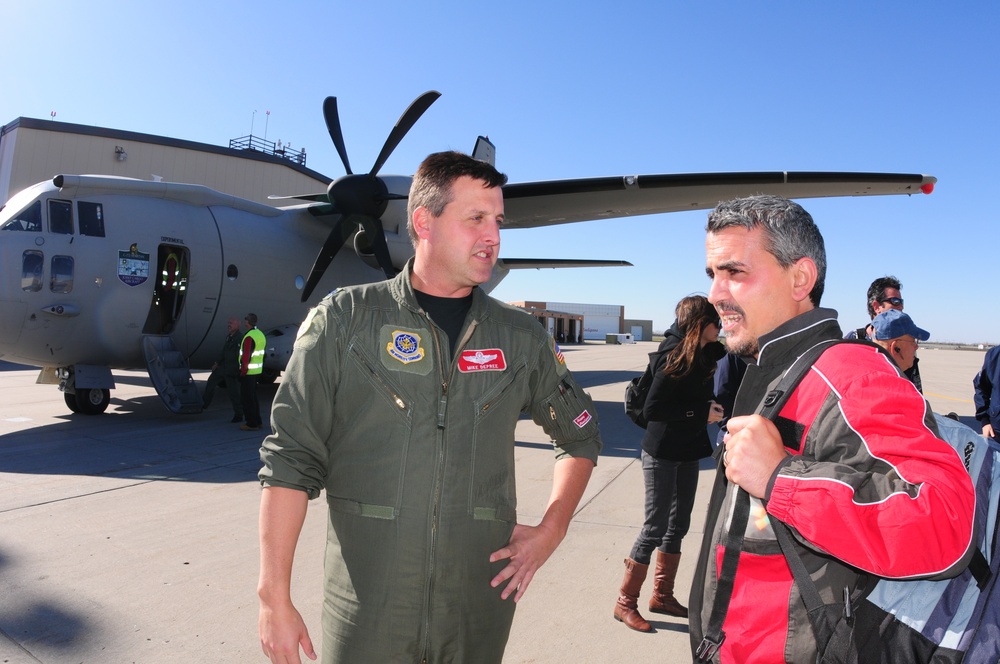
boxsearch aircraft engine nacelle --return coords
[262,324,300,375]
[352,228,414,272]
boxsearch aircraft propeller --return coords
[300,90,441,302]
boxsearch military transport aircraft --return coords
[0,91,936,415]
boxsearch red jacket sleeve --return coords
[765,343,975,579]
[240,336,253,377]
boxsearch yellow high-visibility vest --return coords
[240,328,266,375]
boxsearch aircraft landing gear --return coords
[56,366,114,415]
[64,388,110,415]
[76,388,111,415]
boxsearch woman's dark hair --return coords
[661,295,719,380]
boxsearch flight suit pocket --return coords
[541,378,596,441]
[327,341,415,513]
[468,364,526,519]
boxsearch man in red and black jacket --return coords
[690,195,975,663]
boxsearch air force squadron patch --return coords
[379,326,433,375]
[458,349,507,373]
[117,245,149,286]
[388,330,425,364]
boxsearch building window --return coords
[79,201,105,237]
[51,255,74,293]
[49,199,73,235]
[22,251,43,292]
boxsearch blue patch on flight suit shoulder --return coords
[380,325,433,375]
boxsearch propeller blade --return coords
[369,91,441,177]
[323,97,353,175]
[301,217,356,302]
[306,203,337,217]
[267,192,329,202]
[356,217,397,280]
[375,192,409,203]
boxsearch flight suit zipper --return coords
[419,313,478,659]
[353,347,407,411]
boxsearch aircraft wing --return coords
[498,258,632,269]
[500,171,936,229]
[484,258,632,293]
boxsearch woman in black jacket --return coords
[614,295,726,633]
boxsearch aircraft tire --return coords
[76,388,111,415]
[64,391,82,414]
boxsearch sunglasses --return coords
[880,297,904,307]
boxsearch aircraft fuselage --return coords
[0,175,414,375]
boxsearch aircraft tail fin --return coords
[472,136,496,166]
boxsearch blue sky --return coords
[2,2,997,343]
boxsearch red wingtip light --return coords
[920,182,935,195]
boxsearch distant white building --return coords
[508,300,652,342]
[545,301,623,340]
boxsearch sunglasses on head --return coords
[881,297,904,306]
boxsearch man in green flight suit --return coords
[257,151,602,663]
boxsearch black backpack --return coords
[624,349,668,429]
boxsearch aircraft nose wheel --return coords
[66,388,111,415]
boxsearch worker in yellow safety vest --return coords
[239,313,266,431]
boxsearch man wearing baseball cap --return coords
[870,309,930,376]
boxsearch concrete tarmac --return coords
[0,342,987,663]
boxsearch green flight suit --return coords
[259,261,601,663]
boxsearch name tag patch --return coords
[458,349,507,373]
[574,410,593,428]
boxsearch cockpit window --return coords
[79,201,105,237]
[51,255,74,293]
[0,200,42,232]
[49,199,73,235]
[21,251,43,292]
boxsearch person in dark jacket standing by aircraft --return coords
[202,316,245,423]
[614,294,725,632]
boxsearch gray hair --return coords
[706,194,826,306]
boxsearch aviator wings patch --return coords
[458,349,507,373]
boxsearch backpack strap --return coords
[969,549,991,591]
[696,339,842,661]
[695,460,752,660]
